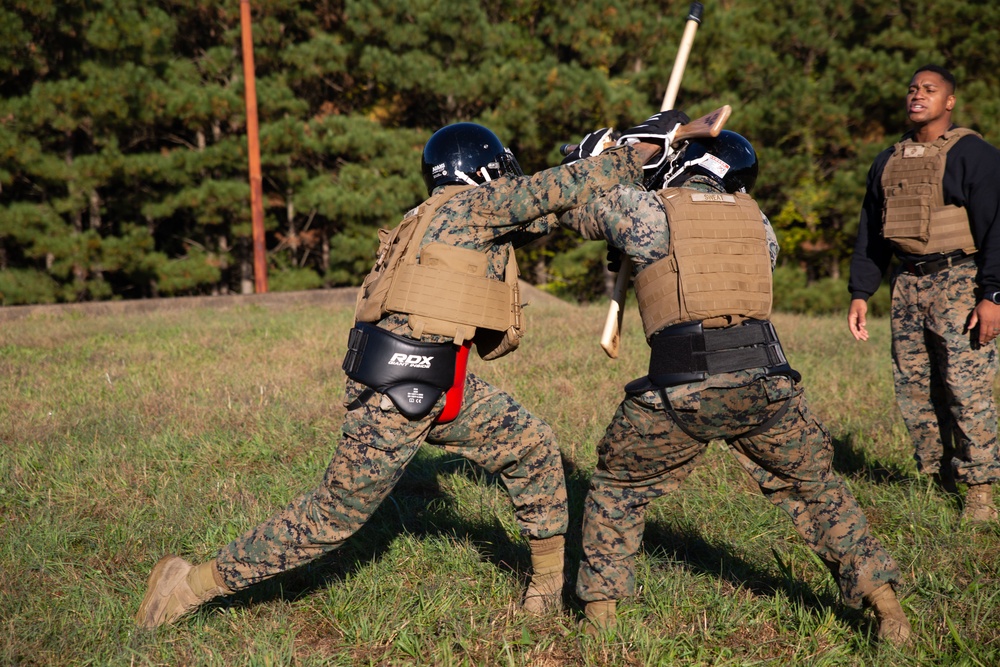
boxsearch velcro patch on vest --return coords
[902,145,926,158]
[690,193,737,204]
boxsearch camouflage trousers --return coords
[576,375,901,609]
[891,262,1000,484]
[215,374,568,590]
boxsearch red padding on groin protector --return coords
[435,341,472,423]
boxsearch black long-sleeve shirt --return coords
[848,128,1000,299]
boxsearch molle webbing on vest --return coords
[354,186,470,327]
[881,128,980,255]
[353,184,521,346]
[386,243,520,341]
[634,189,772,336]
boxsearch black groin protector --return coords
[342,322,456,420]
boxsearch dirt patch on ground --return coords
[0,288,359,322]
[0,281,566,322]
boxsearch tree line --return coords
[2,0,997,306]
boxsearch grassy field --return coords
[1,290,998,666]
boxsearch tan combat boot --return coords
[865,583,911,646]
[521,535,564,614]
[135,555,233,629]
[582,599,617,637]
[961,483,999,523]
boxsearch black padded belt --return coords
[645,319,800,387]
[618,319,800,445]
[342,322,457,420]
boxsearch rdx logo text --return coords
[388,353,434,369]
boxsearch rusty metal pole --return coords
[240,0,268,293]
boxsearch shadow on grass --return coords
[831,434,912,484]
[832,433,964,512]
[639,519,843,608]
[206,443,879,640]
[558,458,875,636]
[209,446,535,616]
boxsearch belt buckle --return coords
[911,258,933,275]
[762,320,779,344]
[910,255,947,276]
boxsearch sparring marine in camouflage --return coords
[135,122,672,629]
[215,373,568,587]
[210,144,652,588]
[560,160,908,643]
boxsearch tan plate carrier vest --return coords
[634,188,772,335]
[881,127,980,255]
[354,185,523,360]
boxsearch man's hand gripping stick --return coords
[560,106,731,161]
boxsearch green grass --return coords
[2,292,998,666]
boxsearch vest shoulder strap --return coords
[354,185,473,324]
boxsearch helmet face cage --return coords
[651,130,758,195]
[643,150,686,192]
[421,123,521,194]
[494,148,524,180]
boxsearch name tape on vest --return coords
[690,193,737,203]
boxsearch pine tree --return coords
[3,0,1000,305]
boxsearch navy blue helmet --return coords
[421,123,523,194]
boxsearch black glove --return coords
[606,247,623,273]
[616,110,690,146]
[560,127,617,165]
[616,109,690,170]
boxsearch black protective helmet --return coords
[420,123,523,195]
[651,130,758,194]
